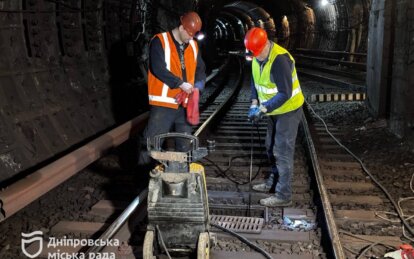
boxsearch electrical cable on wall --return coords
[134,0,150,41]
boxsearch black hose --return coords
[211,223,273,259]
[202,156,261,185]
[202,124,265,185]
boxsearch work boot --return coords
[252,183,272,192]
[252,166,278,192]
[259,196,292,207]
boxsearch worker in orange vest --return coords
[138,11,206,165]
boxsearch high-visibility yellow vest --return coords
[147,32,198,109]
[252,43,304,115]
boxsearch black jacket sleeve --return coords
[250,76,258,100]
[149,37,183,89]
[194,49,206,91]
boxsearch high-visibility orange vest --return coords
[147,32,198,109]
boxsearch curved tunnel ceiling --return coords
[201,0,369,55]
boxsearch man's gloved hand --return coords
[248,104,267,124]
[251,110,263,124]
[179,82,193,94]
[248,105,260,121]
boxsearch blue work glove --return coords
[251,110,263,124]
[248,105,260,121]
[249,105,267,124]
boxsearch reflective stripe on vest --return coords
[148,95,178,103]
[161,33,171,98]
[147,32,198,108]
[255,84,302,99]
[189,40,197,61]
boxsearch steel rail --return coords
[295,48,367,57]
[294,54,366,70]
[301,105,345,259]
[0,113,149,221]
[86,189,148,255]
[194,58,243,137]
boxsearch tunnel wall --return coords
[345,0,369,59]
[0,0,132,183]
[312,2,340,50]
[0,0,202,184]
[367,0,413,140]
[280,0,315,50]
[389,0,414,139]
[366,0,392,118]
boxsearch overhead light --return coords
[195,31,205,41]
[321,0,329,6]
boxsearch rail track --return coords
[12,56,411,259]
[304,108,412,258]
[294,48,366,95]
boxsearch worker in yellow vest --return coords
[245,27,304,207]
[138,12,206,165]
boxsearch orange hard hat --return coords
[180,12,202,37]
[244,27,268,57]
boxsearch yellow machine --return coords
[143,133,212,259]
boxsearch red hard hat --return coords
[244,27,268,57]
[180,12,202,37]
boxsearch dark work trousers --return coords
[138,105,192,165]
[265,107,303,200]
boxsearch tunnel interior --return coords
[0,0,412,185]
[199,0,369,63]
